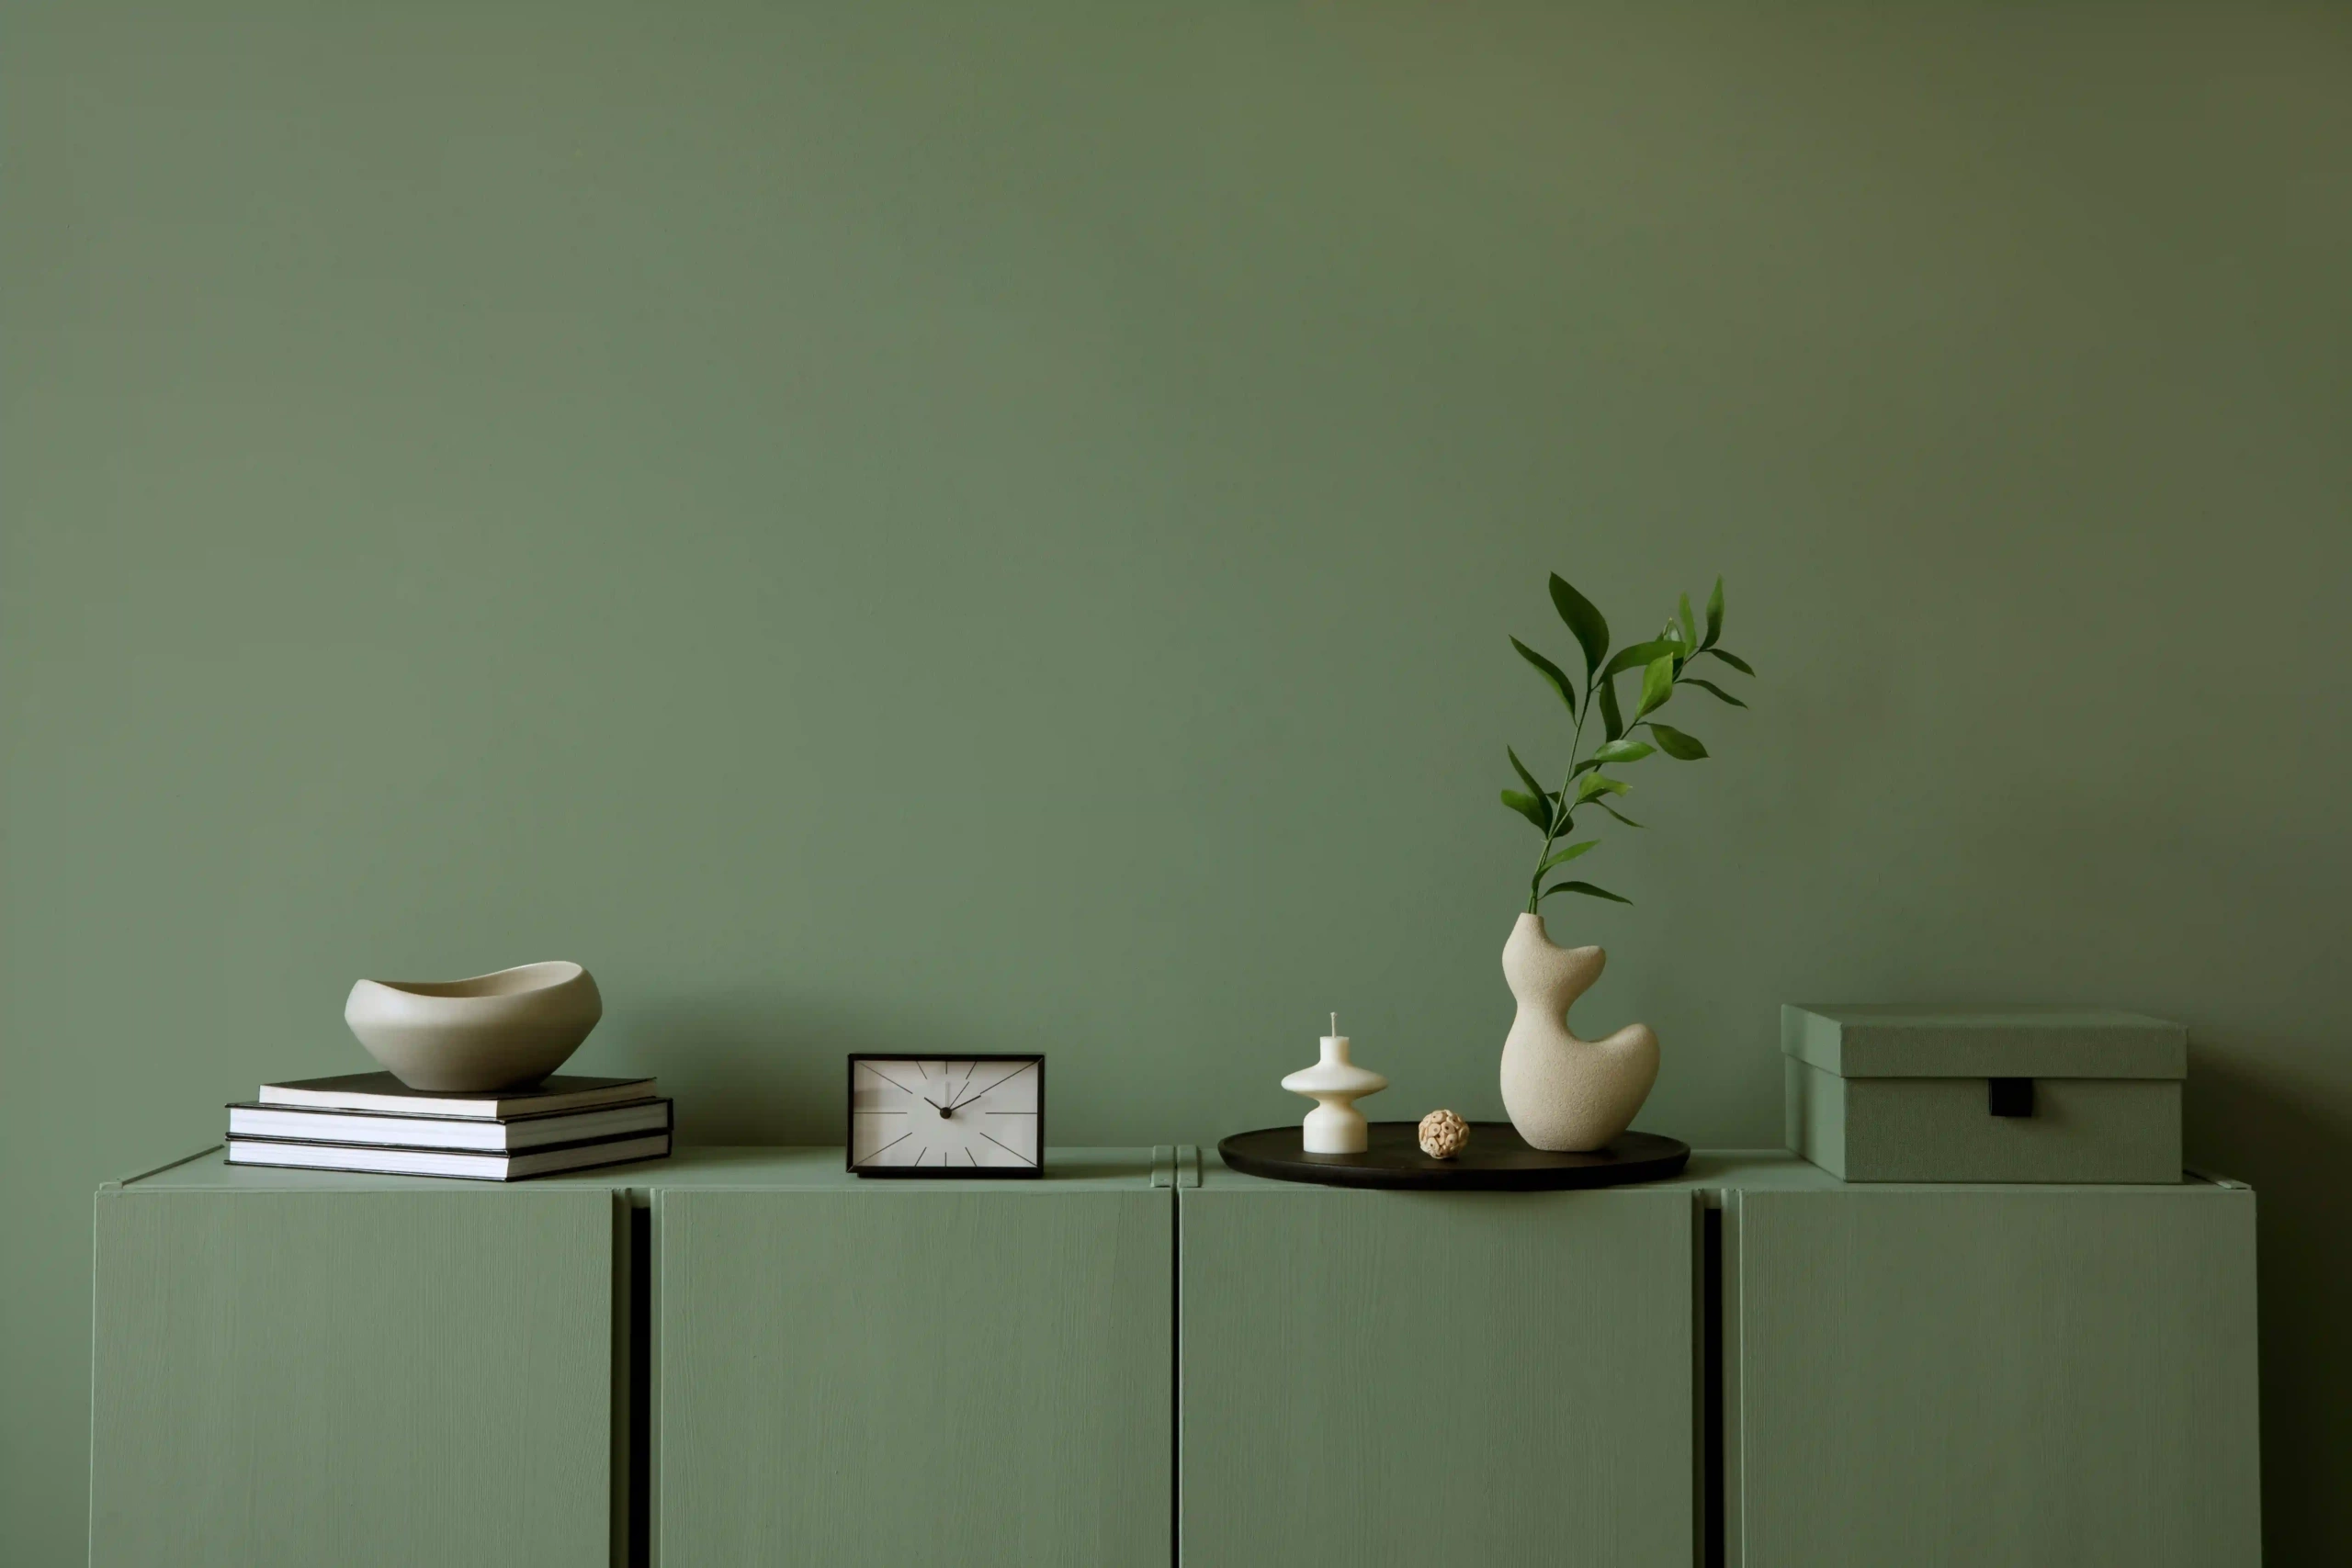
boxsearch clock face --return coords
[848,1055,1044,1177]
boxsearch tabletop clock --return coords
[847,1054,1044,1177]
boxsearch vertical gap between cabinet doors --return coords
[1702,1199,1725,1568]
[609,1195,630,1568]
[1170,1183,1182,1568]
[628,1201,652,1568]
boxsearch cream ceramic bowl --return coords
[344,962,604,1092]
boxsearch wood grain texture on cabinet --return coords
[1735,1186,2260,1568]
[1180,1176,1696,1568]
[90,1188,616,1568]
[656,1185,1172,1567]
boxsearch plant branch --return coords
[1513,580,1747,916]
[1524,637,1698,914]
[1527,674,1598,913]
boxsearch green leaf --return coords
[1575,772,1630,804]
[1510,637,1577,715]
[1507,745,1548,802]
[1598,676,1625,742]
[1635,654,1675,718]
[1596,800,1645,829]
[1683,677,1746,707]
[1600,637,1681,681]
[1702,647,1755,676]
[1703,577,1724,649]
[1535,840,1599,875]
[1647,722,1708,760]
[1547,574,1611,680]
[1593,739,1655,764]
[1499,789,1554,832]
[1543,879,1633,906]
[1678,592,1698,650]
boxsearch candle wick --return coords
[1329,1011,1338,1038]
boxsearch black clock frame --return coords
[845,1053,1046,1179]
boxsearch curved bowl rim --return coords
[350,961,590,1002]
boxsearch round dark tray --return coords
[1216,1122,1690,1190]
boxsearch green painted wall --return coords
[4,2,2346,1560]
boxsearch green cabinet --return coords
[1180,1166,1698,1568]
[653,1149,1173,1567]
[1729,1180,2261,1567]
[90,1164,620,1568]
[88,1148,2261,1568]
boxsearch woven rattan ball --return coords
[1418,1109,1470,1159]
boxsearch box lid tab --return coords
[1781,1004,2187,1079]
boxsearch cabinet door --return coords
[1181,1183,1697,1568]
[1734,1187,2260,1568]
[657,1187,1172,1567]
[91,1189,617,1568]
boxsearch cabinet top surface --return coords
[105,1145,2247,1196]
[109,1145,1169,1193]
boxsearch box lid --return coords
[1781,1004,2187,1079]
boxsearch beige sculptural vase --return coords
[1498,913,1658,1151]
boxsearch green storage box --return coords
[1781,1005,2187,1183]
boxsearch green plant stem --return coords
[1526,676,1597,913]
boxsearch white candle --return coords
[1283,1010,1387,1154]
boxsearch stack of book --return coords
[226,1073,673,1181]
